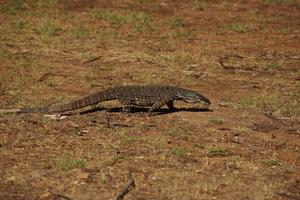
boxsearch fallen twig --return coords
[0,108,22,114]
[37,73,69,82]
[82,56,102,64]
[219,55,257,71]
[219,55,243,70]
[116,172,135,200]
[106,113,111,127]
[52,194,73,200]
[38,72,55,82]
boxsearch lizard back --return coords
[1,85,210,114]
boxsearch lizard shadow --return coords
[80,106,212,116]
[153,107,212,116]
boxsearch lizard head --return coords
[177,89,211,105]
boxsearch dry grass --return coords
[0,0,299,200]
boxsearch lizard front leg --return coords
[148,95,175,116]
[167,101,175,110]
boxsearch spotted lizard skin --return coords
[12,85,211,115]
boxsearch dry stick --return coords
[82,56,102,64]
[37,73,70,82]
[0,108,21,114]
[219,55,257,71]
[106,113,111,127]
[116,172,135,200]
[52,194,73,200]
[37,72,55,82]
[219,55,243,70]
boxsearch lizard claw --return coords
[147,110,152,117]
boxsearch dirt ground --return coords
[0,0,300,199]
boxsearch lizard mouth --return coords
[184,99,211,105]
[202,101,211,105]
[183,99,193,103]
[183,99,198,103]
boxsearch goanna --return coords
[1,85,211,116]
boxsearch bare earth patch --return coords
[0,0,299,199]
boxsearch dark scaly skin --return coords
[15,85,211,115]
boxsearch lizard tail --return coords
[1,87,116,114]
[43,89,116,113]
[18,107,49,113]
[0,107,49,114]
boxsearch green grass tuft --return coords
[0,0,28,15]
[194,143,205,149]
[91,9,152,32]
[172,31,192,40]
[72,26,90,39]
[112,154,126,163]
[37,21,61,37]
[207,148,227,156]
[169,17,185,29]
[225,23,250,33]
[208,117,224,125]
[239,95,280,112]
[2,0,57,14]
[239,93,300,117]
[280,93,300,116]
[264,159,279,167]
[194,0,206,11]
[91,9,128,25]
[170,147,186,157]
[264,63,280,70]
[52,156,85,170]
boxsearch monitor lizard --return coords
[0,85,211,116]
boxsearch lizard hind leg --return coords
[122,104,132,113]
[119,98,133,114]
